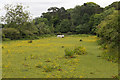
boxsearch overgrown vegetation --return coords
[64,48,74,58]
[64,46,87,58]
[96,10,119,62]
[74,46,87,55]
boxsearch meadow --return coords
[2,35,118,78]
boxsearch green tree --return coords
[34,17,49,25]
[88,8,115,34]
[48,7,59,13]
[36,22,51,35]
[105,1,120,10]
[58,7,71,20]
[67,8,76,32]
[72,2,103,26]
[76,24,89,34]
[2,4,31,30]
[97,10,119,50]
[96,10,119,62]
[2,28,20,40]
[1,4,38,40]
[59,19,71,33]
[42,7,72,33]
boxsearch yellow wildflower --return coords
[80,76,83,78]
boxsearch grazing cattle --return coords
[57,35,64,38]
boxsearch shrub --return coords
[96,11,119,61]
[21,30,34,37]
[2,34,5,39]
[2,28,20,40]
[64,48,74,58]
[74,46,87,55]
[101,48,118,63]
[21,30,39,40]
[2,38,11,41]
[67,32,72,35]
[56,32,62,35]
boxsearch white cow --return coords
[57,35,64,38]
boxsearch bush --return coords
[21,30,34,37]
[2,34,5,39]
[74,46,87,55]
[96,10,119,61]
[101,49,118,63]
[2,28,20,40]
[21,30,38,39]
[56,32,62,35]
[2,38,11,41]
[64,48,74,58]
[67,32,73,35]
[64,46,87,58]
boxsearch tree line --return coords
[0,1,120,62]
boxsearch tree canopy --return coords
[1,1,119,40]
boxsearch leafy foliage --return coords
[2,28,20,40]
[105,1,120,10]
[97,10,119,48]
[74,46,87,55]
[71,2,103,26]
[64,48,74,58]
[96,10,119,62]
[59,19,71,33]
[1,4,38,40]
[88,8,115,34]
[76,24,89,34]
[2,4,31,29]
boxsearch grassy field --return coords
[2,35,118,78]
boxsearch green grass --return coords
[2,35,118,78]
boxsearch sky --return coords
[0,0,119,19]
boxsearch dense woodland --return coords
[1,1,120,62]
